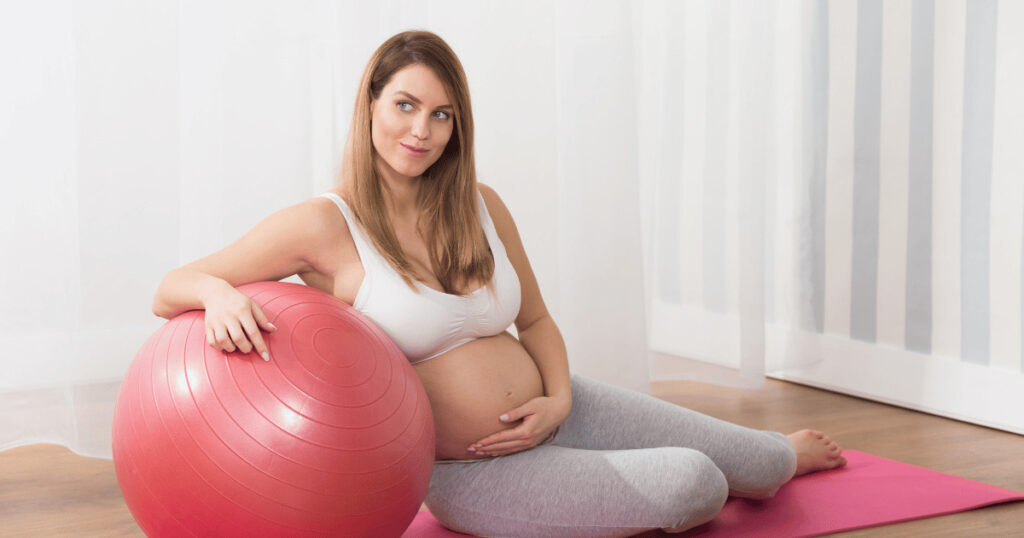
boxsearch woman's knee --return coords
[661,448,729,529]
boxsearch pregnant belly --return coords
[412,330,544,461]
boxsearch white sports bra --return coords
[317,189,522,364]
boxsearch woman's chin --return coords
[407,168,433,180]
[392,163,428,179]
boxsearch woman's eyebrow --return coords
[393,90,453,110]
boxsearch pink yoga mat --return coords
[402,449,1024,537]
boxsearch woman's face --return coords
[370,63,455,182]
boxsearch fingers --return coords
[207,316,273,361]
[212,325,235,352]
[239,315,270,361]
[251,303,277,333]
[475,440,530,455]
[202,291,276,360]
[470,431,512,450]
[469,431,534,455]
[226,321,251,354]
[473,441,534,457]
[469,434,499,452]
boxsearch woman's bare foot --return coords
[787,429,847,477]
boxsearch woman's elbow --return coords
[151,271,174,318]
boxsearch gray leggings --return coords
[424,373,797,538]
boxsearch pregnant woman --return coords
[152,30,847,537]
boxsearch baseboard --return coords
[650,301,1024,436]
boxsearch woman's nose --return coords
[410,114,430,139]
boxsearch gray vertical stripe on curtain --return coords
[703,0,729,313]
[657,1,685,306]
[905,0,934,354]
[960,0,997,366]
[1021,195,1024,372]
[850,0,882,343]
[802,0,828,333]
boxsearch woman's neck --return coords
[376,163,422,222]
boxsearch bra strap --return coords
[317,192,389,271]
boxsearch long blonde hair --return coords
[339,30,493,298]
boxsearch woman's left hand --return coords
[468,395,571,457]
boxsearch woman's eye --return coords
[397,101,451,120]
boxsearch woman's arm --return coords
[152,268,236,319]
[152,197,336,319]
[478,183,571,403]
[516,315,571,401]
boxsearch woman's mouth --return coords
[401,143,429,157]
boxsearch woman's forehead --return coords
[385,65,450,104]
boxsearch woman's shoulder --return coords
[306,191,356,244]
[295,192,359,268]
[475,182,512,226]
[476,182,499,213]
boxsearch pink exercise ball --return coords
[112,281,435,537]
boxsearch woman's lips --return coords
[401,143,429,157]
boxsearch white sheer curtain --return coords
[3,0,1023,462]
[637,0,1024,435]
[560,0,821,393]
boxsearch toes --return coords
[823,456,846,469]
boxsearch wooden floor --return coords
[2,377,1022,537]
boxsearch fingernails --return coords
[500,414,509,421]
[269,323,277,330]
[468,447,476,452]
[262,352,270,361]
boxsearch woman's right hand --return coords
[202,285,277,361]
